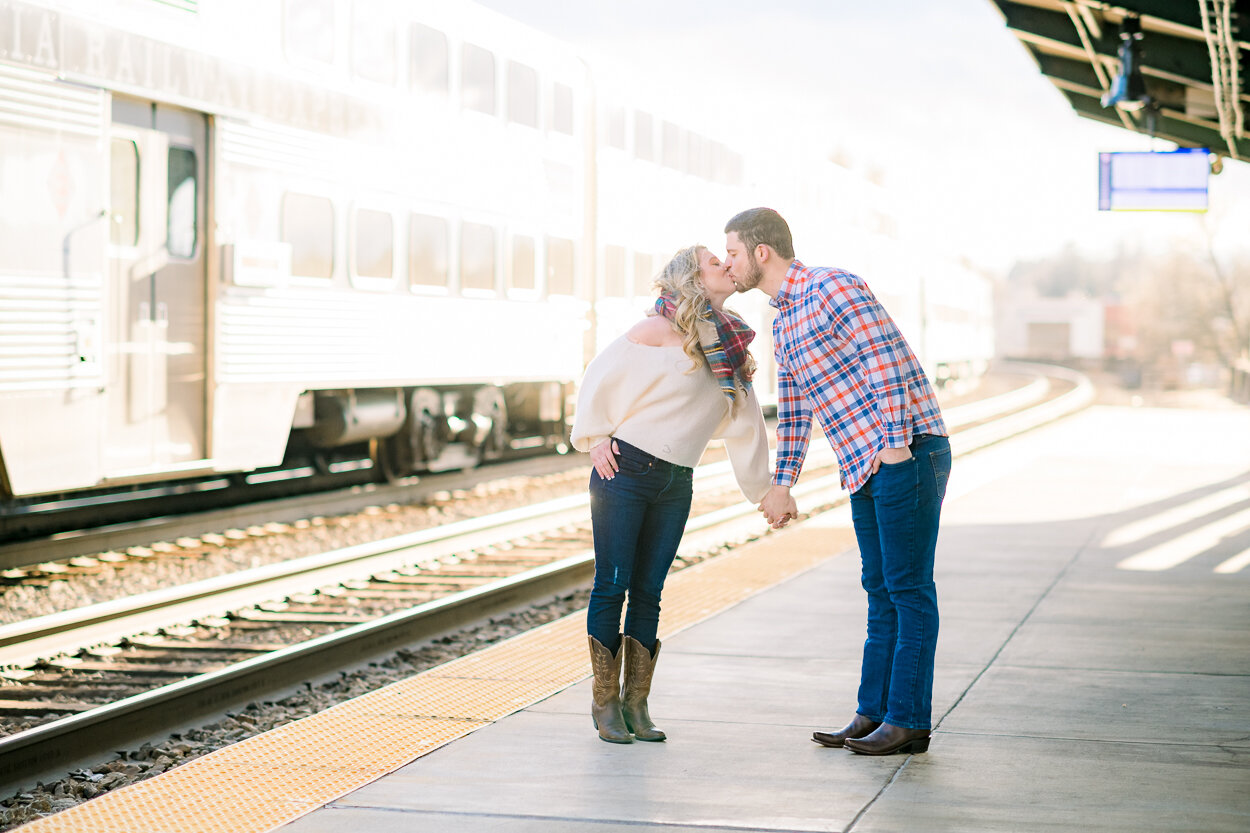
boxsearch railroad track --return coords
[0,362,1092,794]
[0,450,583,573]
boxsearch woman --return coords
[571,245,771,744]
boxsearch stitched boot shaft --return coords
[621,636,665,741]
[587,635,632,743]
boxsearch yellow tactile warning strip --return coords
[17,523,857,833]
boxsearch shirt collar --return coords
[769,260,805,309]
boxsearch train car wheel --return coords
[473,386,508,463]
[408,388,446,466]
[375,437,407,485]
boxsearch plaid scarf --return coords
[654,293,756,406]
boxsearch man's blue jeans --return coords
[587,439,693,654]
[848,433,951,731]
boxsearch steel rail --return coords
[0,463,749,670]
[0,363,1089,794]
[0,451,581,571]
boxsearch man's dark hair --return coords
[724,207,795,260]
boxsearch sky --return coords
[475,0,1250,275]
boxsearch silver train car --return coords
[0,0,993,507]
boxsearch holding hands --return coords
[758,484,798,529]
[759,448,909,529]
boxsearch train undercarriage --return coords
[0,381,573,545]
[293,381,571,482]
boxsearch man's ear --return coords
[755,244,770,263]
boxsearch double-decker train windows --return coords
[283,0,335,65]
[710,142,729,184]
[726,150,744,186]
[510,235,536,292]
[661,121,685,172]
[282,193,334,279]
[462,44,496,115]
[633,252,654,297]
[352,2,397,84]
[167,147,197,258]
[604,105,626,150]
[603,245,626,298]
[507,61,538,128]
[546,237,575,297]
[410,24,449,95]
[353,208,393,283]
[460,222,497,293]
[550,82,574,135]
[687,133,708,180]
[409,213,449,289]
[634,111,654,162]
[110,139,139,247]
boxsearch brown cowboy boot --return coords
[621,635,665,741]
[588,635,633,743]
[812,714,881,748]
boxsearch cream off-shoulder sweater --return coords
[570,335,772,503]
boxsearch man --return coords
[724,207,951,756]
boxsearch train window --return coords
[510,234,535,291]
[661,122,686,172]
[633,111,654,161]
[605,106,626,150]
[633,252,654,297]
[550,82,574,135]
[283,0,335,64]
[460,222,497,293]
[710,142,729,184]
[282,193,334,279]
[353,208,393,280]
[687,133,708,179]
[507,61,538,128]
[109,139,139,247]
[409,213,449,288]
[352,0,397,84]
[461,44,496,115]
[410,23,448,94]
[603,245,626,298]
[546,237,575,297]
[167,147,197,259]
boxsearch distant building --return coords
[997,289,1104,361]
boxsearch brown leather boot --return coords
[588,635,633,743]
[844,723,931,755]
[621,636,665,742]
[811,714,881,748]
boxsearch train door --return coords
[104,99,208,475]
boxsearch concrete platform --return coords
[275,404,1250,833]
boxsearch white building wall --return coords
[997,290,1105,360]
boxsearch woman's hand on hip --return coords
[591,439,620,480]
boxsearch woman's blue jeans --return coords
[587,439,693,654]
[848,433,951,731]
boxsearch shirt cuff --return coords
[773,468,797,487]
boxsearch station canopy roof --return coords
[990,0,1248,164]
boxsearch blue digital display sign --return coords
[1098,148,1210,212]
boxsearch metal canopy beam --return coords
[990,0,1248,162]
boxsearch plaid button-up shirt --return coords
[771,260,947,494]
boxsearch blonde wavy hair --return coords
[650,245,711,371]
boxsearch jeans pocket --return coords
[615,456,650,476]
[928,447,951,501]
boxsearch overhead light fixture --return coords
[1101,16,1151,111]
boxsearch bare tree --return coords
[1197,221,1250,364]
